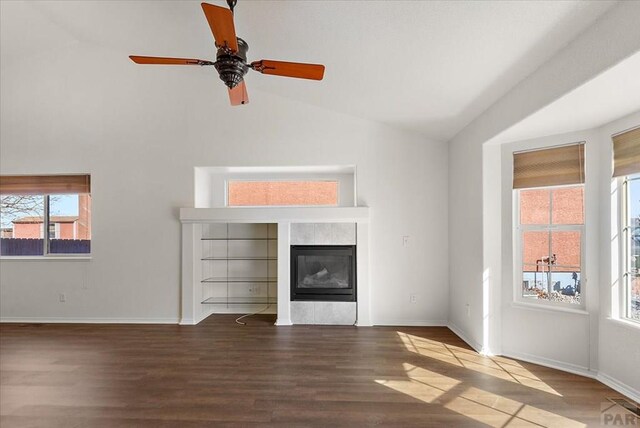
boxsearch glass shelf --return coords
[201,277,277,283]
[200,226,277,311]
[201,256,277,261]
[201,297,278,305]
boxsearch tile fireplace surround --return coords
[290,224,357,325]
[179,207,370,326]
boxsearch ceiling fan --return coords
[129,0,325,106]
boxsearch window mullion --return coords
[549,188,554,225]
[620,175,639,322]
[44,195,50,255]
[620,178,627,320]
[547,190,553,296]
[624,178,629,320]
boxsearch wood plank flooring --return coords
[0,315,635,427]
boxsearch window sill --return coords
[0,256,92,261]
[511,301,589,316]
[605,317,640,331]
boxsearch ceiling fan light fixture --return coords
[129,2,325,106]
[214,37,249,89]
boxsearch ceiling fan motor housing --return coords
[215,37,249,89]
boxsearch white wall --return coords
[488,112,640,399]
[448,0,640,352]
[497,129,601,375]
[596,113,640,400]
[0,39,449,325]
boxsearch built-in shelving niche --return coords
[201,223,278,314]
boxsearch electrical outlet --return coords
[402,236,410,247]
[59,293,66,303]
[410,294,417,304]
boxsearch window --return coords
[622,174,639,322]
[196,166,355,208]
[612,126,639,322]
[0,175,91,257]
[513,142,585,308]
[227,180,339,207]
[517,186,584,305]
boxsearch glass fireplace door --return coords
[290,246,356,301]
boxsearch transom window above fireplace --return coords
[228,180,338,207]
[194,165,356,208]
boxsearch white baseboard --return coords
[355,320,373,327]
[450,327,639,403]
[597,372,640,404]
[500,349,594,378]
[274,318,292,326]
[373,319,448,327]
[0,317,179,324]
[502,349,640,403]
[447,323,484,353]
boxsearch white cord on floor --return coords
[235,304,272,325]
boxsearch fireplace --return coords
[290,245,356,302]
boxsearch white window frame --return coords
[513,184,586,310]
[620,174,640,323]
[194,166,357,209]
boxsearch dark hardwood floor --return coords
[0,315,634,427]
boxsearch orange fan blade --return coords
[129,56,213,65]
[250,60,325,80]
[228,80,249,106]
[201,3,238,53]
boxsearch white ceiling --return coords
[0,0,620,141]
[489,51,640,145]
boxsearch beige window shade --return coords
[0,174,91,195]
[513,143,585,189]
[612,126,640,177]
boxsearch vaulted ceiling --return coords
[490,51,640,145]
[0,0,620,141]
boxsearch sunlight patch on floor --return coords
[375,378,449,404]
[446,384,585,428]
[375,364,461,404]
[376,363,586,428]
[397,332,561,396]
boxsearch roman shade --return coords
[0,174,91,195]
[513,143,585,189]
[612,126,640,177]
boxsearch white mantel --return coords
[180,207,370,223]
[179,207,371,327]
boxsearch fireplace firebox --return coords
[290,245,356,302]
